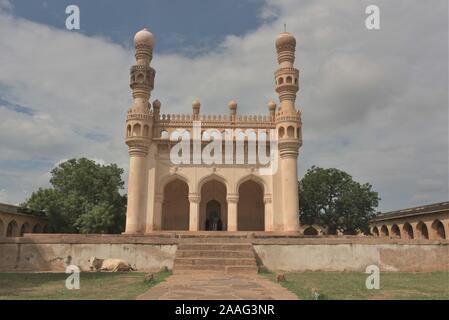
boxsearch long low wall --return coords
[254,244,449,272]
[0,233,448,272]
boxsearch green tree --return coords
[21,158,126,234]
[299,166,379,235]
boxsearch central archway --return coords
[200,179,227,231]
[162,179,189,230]
[205,200,223,231]
[238,180,264,231]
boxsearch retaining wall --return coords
[0,233,447,272]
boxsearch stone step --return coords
[174,257,256,266]
[178,243,253,251]
[172,264,259,274]
[176,249,255,258]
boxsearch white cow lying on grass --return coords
[88,257,135,272]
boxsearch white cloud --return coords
[0,0,447,211]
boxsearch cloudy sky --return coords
[0,0,447,212]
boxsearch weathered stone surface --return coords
[0,234,447,272]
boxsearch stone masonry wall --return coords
[0,233,447,272]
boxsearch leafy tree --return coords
[21,158,126,234]
[299,166,379,235]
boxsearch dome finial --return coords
[134,27,155,48]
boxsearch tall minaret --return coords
[124,28,156,234]
[274,31,302,231]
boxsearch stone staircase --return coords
[173,240,259,274]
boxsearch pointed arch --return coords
[380,225,389,237]
[197,173,229,194]
[372,226,379,236]
[6,220,19,237]
[402,222,414,239]
[161,178,189,230]
[200,179,227,230]
[235,174,267,194]
[391,224,401,238]
[431,219,446,239]
[159,172,192,194]
[416,221,429,239]
[237,179,264,231]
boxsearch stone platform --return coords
[0,231,448,272]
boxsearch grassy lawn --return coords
[0,271,171,300]
[262,271,449,300]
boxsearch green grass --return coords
[262,271,449,300]
[0,271,171,300]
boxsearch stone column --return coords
[280,150,300,231]
[125,147,149,234]
[189,193,200,231]
[264,195,273,231]
[227,194,239,231]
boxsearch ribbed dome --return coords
[134,28,154,48]
[275,32,296,48]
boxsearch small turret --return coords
[228,100,237,121]
[192,99,201,120]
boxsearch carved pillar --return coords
[227,194,239,231]
[189,193,200,231]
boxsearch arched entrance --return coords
[372,226,379,236]
[391,224,401,238]
[403,223,414,239]
[431,220,446,239]
[6,220,18,237]
[20,223,30,236]
[200,179,227,231]
[162,179,189,230]
[205,200,223,231]
[237,180,264,231]
[416,221,429,239]
[380,225,389,237]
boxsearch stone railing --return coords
[157,113,274,129]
